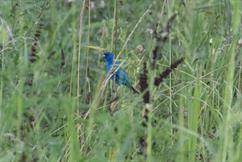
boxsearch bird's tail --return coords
[130,86,139,94]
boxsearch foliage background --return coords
[0,0,242,162]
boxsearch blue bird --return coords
[103,52,139,93]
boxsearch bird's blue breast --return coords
[106,61,120,82]
[104,57,132,87]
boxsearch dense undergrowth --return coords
[0,0,242,162]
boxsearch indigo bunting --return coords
[103,52,139,93]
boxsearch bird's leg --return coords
[110,75,118,113]
[108,95,119,115]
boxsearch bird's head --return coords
[103,51,115,64]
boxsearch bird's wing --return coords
[106,60,139,93]
[116,68,132,86]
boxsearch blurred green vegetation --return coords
[0,0,242,162]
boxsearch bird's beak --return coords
[101,53,105,62]
[101,56,105,62]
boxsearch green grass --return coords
[0,0,242,162]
